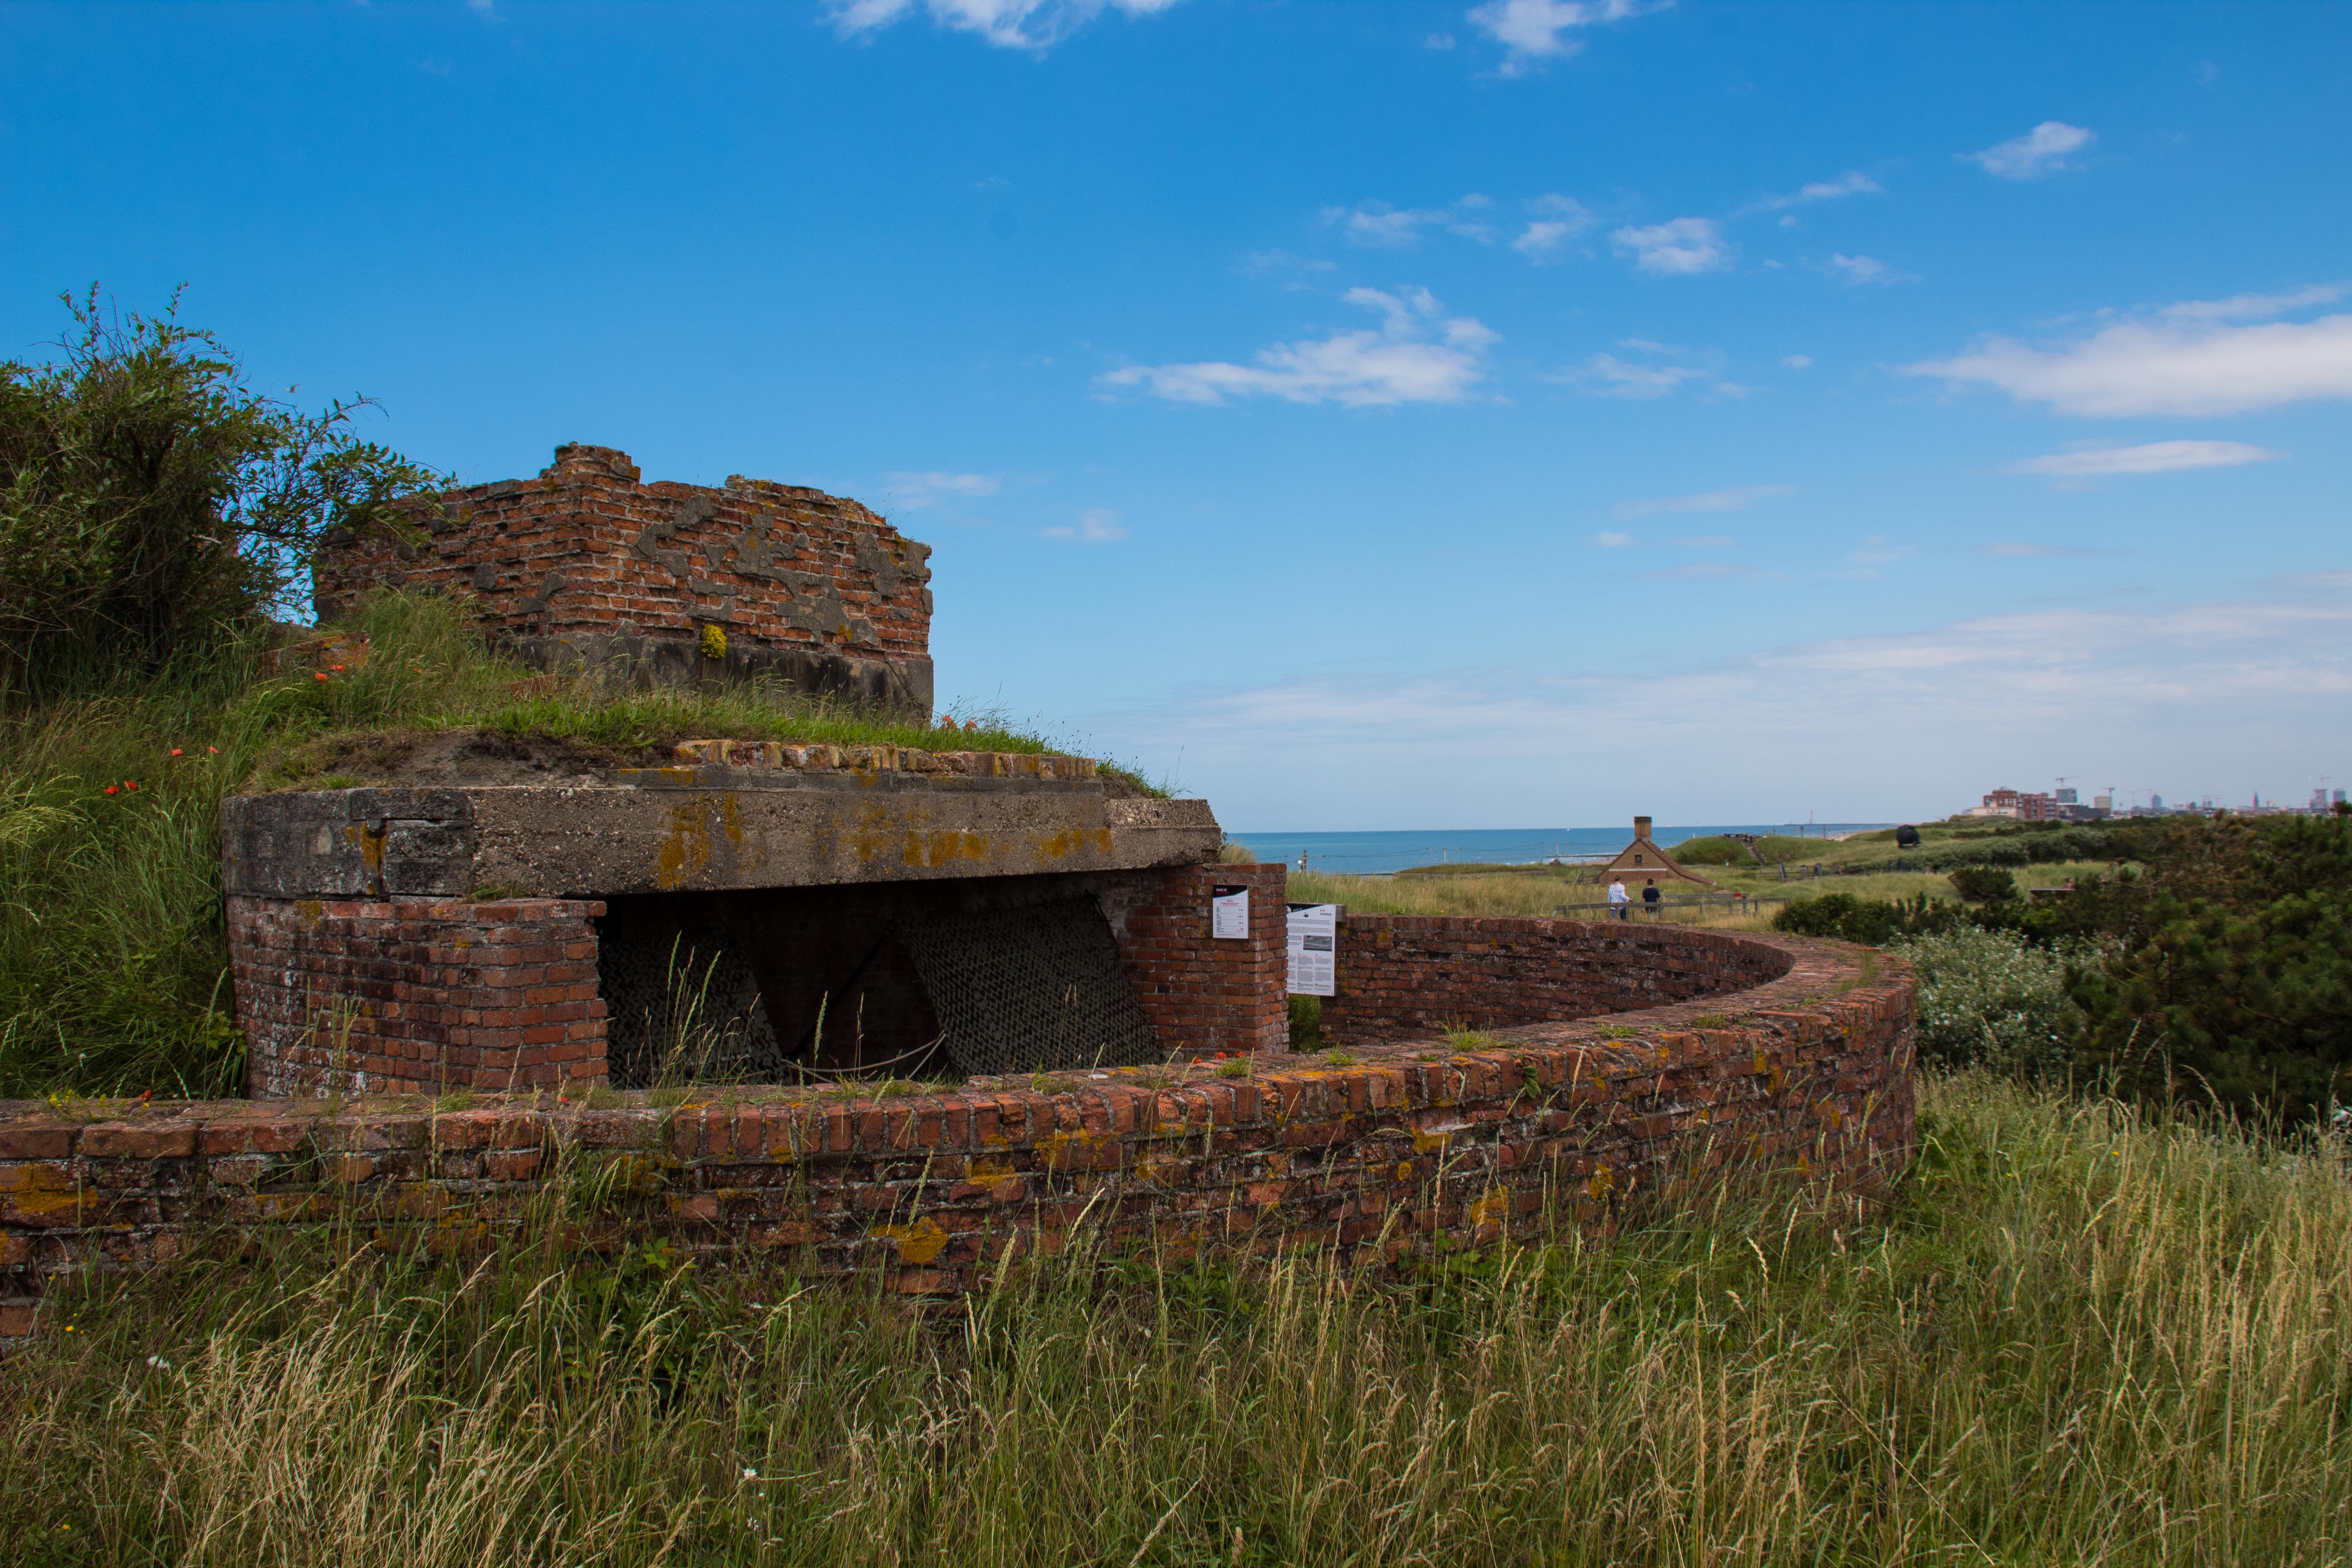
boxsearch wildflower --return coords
[742,1467,758,1481]
[171,748,183,757]
[313,672,328,682]
[331,663,346,672]
[147,1354,172,1370]
[105,785,118,795]
[208,746,219,755]
[125,781,138,792]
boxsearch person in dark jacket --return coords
[1642,878,1661,914]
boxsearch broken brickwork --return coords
[314,443,935,710]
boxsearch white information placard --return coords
[1286,902,1339,996]
[1210,884,1250,940]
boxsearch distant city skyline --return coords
[2,1,2344,826]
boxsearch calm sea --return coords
[1228,825,1896,876]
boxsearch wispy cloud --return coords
[1816,252,1916,286]
[1611,217,1733,276]
[2007,441,2281,478]
[1962,120,2095,179]
[1041,507,1127,542]
[1675,534,1735,548]
[1645,561,1759,580]
[882,470,1000,508]
[1322,197,1493,248]
[1081,579,2352,823]
[1466,0,1657,76]
[1593,530,1634,547]
[1908,289,2352,416]
[1238,250,1338,288]
[1745,169,1881,212]
[1100,287,1497,407]
[1614,484,1790,519]
[1511,194,1596,261]
[827,0,1186,49]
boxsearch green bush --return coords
[0,289,440,687]
[1947,866,2019,904]
[1666,834,1749,866]
[1772,892,1959,946]
[1891,927,2083,1077]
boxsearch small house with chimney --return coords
[1594,816,1714,887]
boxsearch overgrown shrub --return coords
[0,289,439,687]
[1772,892,1960,946]
[1947,866,2019,904]
[1891,927,2084,1077]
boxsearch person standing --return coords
[1642,877,1661,915]
[1608,878,1629,920]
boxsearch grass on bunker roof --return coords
[7,1072,2351,1566]
[0,590,1145,1100]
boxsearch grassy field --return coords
[1281,858,2127,929]
[5,1072,2347,1566]
[0,592,1085,1100]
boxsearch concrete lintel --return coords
[223,781,1220,898]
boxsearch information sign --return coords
[1210,884,1250,940]
[1285,902,1339,996]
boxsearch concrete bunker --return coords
[220,745,1293,1096]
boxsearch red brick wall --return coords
[1323,916,1794,1043]
[0,933,1913,1333]
[228,897,607,1096]
[1103,863,1289,1058]
[313,443,931,675]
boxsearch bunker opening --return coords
[594,873,1168,1089]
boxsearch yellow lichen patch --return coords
[1394,1161,1413,1184]
[653,794,745,890]
[1033,827,1098,862]
[1754,1049,1770,1076]
[872,1215,950,1264]
[0,1164,85,1217]
[1470,1188,1509,1227]
[1410,1127,1453,1154]
[1587,1165,1615,1200]
[908,828,991,868]
[1823,1106,1844,1130]
[1036,1127,1107,1171]
[966,1155,1015,1181]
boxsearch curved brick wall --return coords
[1324,916,1796,1042]
[1,926,1912,1339]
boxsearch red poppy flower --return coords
[104,785,118,795]
[171,748,183,757]
[313,672,328,682]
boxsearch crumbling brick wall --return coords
[314,443,935,710]
[1,934,1913,1332]
[229,897,608,1097]
[1322,917,1794,1043]
[1102,862,1289,1058]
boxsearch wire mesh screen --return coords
[600,933,782,1089]
[897,898,1162,1078]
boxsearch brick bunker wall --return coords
[1323,917,1795,1043]
[230,897,608,1098]
[1102,862,1289,1058]
[226,865,1286,1097]
[4,931,1914,1334]
[313,442,934,708]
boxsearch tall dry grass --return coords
[5,1073,2350,1565]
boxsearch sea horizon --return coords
[1228,824,1900,877]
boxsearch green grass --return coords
[5,1072,2349,1565]
[0,591,1092,1099]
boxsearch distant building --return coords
[1973,787,2061,822]
[2054,788,2078,804]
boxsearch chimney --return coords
[1634,815,1652,841]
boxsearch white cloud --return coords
[2158,284,2346,322]
[1614,484,1790,520]
[1747,170,1881,212]
[1080,579,2352,825]
[1818,252,1916,286]
[1100,287,1497,407]
[882,470,1000,508]
[1511,193,1595,261]
[1426,31,1458,49]
[1675,534,1735,547]
[1573,354,1707,398]
[1321,199,1492,248]
[2007,441,2281,478]
[1041,507,1127,542]
[1962,120,2095,179]
[827,0,1184,48]
[1908,294,2352,416]
[1466,0,1653,76]
[1611,217,1733,276]
[1781,354,1813,369]
[1594,530,1633,547]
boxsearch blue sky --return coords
[5,0,2347,828]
